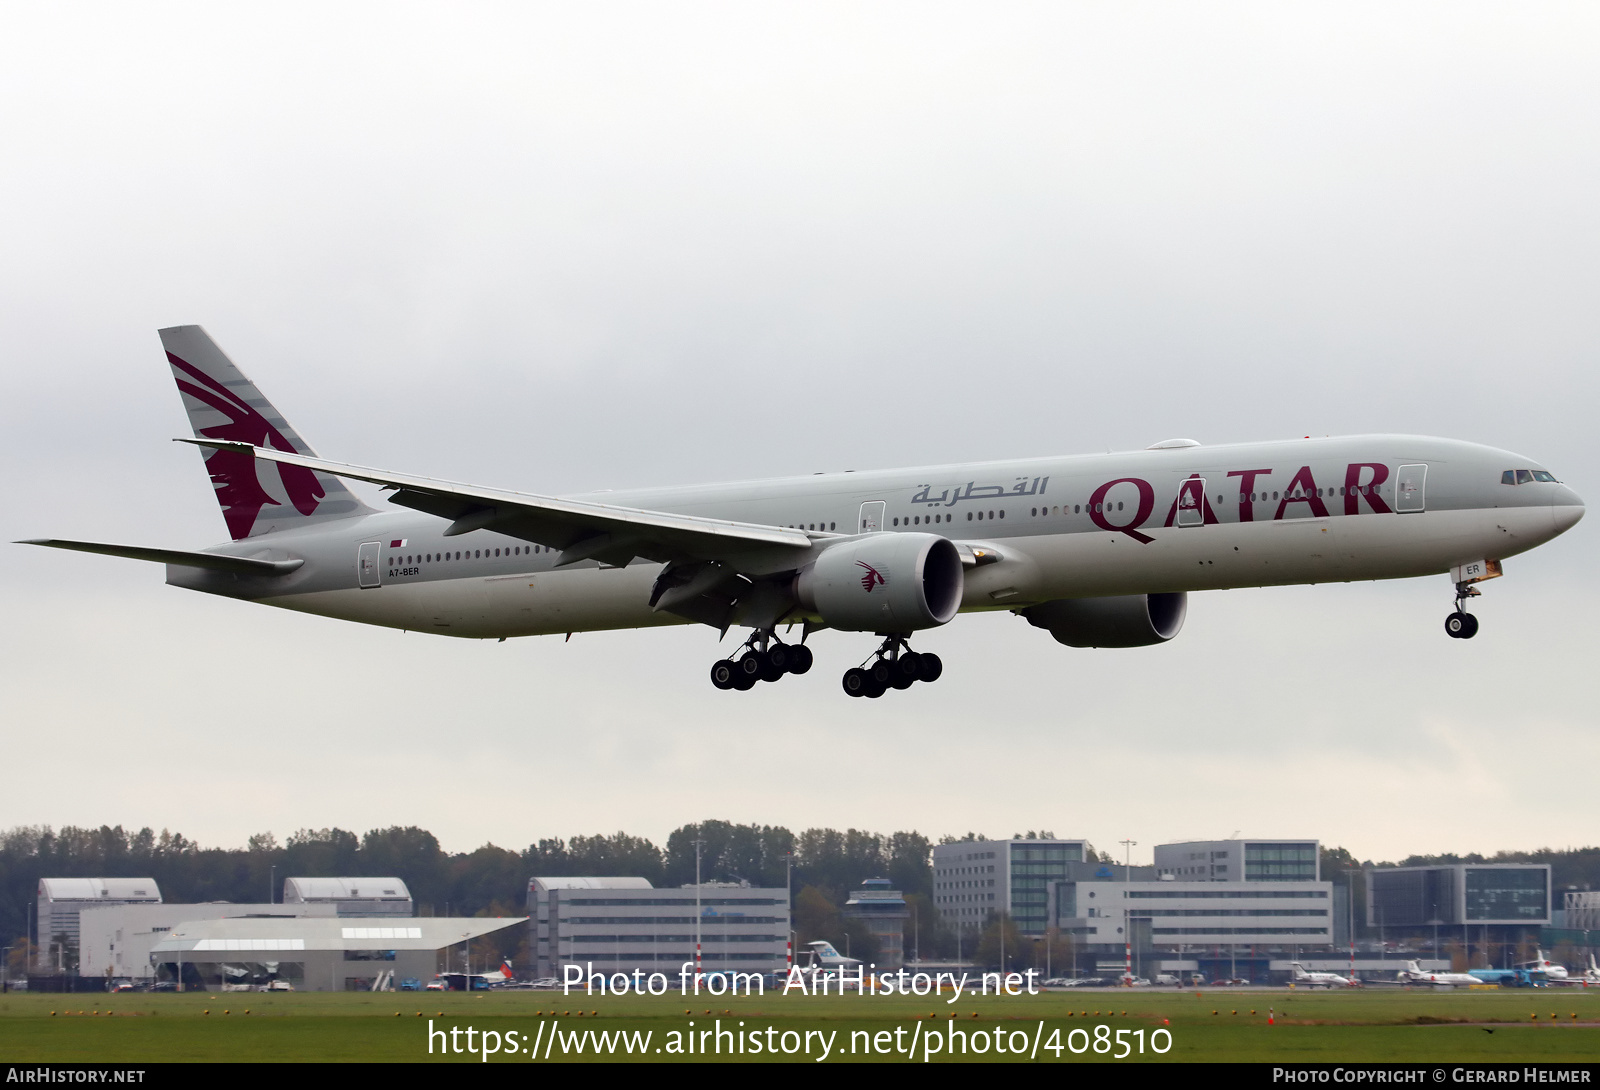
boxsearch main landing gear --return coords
[1445,582,1480,639]
[842,635,943,699]
[709,630,814,690]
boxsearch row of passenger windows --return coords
[388,544,547,566]
[891,513,960,526]
[1503,469,1559,484]
[785,522,838,531]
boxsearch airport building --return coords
[36,879,163,961]
[1049,877,1336,980]
[282,877,413,917]
[1365,863,1551,967]
[931,839,1089,936]
[527,878,789,980]
[78,902,335,982]
[1366,864,1550,929]
[1155,840,1320,883]
[1563,891,1600,931]
[147,916,524,991]
[841,879,909,969]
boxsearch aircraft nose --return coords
[1551,485,1585,534]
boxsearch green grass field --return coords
[2,986,1598,1063]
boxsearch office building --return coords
[1155,840,1320,883]
[528,878,789,980]
[931,839,1088,936]
[1366,864,1550,928]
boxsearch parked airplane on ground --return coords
[1289,962,1352,988]
[1515,949,1569,981]
[436,960,515,991]
[801,940,863,971]
[1398,961,1483,988]
[22,327,1585,696]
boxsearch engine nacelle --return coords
[794,533,963,632]
[1024,593,1187,648]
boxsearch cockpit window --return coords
[1504,468,1560,484]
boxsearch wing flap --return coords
[19,538,304,576]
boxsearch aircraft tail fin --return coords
[160,325,374,540]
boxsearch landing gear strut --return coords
[709,630,813,690]
[1445,582,1480,640]
[841,634,943,698]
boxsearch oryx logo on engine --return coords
[856,561,886,592]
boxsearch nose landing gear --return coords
[1445,583,1481,639]
[710,630,814,690]
[842,635,943,698]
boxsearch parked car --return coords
[399,978,423,991]
[261,980,294,992]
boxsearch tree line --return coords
[4,825,1592,971]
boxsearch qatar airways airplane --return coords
[24,326,1585,698]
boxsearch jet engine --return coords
[794,533,963,632]
[1023,593,1187,648]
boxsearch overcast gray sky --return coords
[2,3,1596,865]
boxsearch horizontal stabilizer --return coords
[18,539,303,576]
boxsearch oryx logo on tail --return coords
[856,561,886,592]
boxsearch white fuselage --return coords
[169,434,1583,641]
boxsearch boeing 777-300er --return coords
[22,327,1586,697]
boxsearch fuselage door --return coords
[357,541,382,588]
[1396,464,1427,513]
[1176,477,1206,527]
[859,501,886,534]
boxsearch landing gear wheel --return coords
[842,668,869,697]
[863,677,887,698]
[889,654,918,690]
[916,652,943,683]
[732,670,758,691]
[760,646,788,682]
[710,660,736,690]
[869,660,893,687]
[788,645,814,675]
[1445,611,1479,639]
[1459,612,1479,639]
[736,650,764,687]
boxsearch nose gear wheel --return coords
[1445,581,1481,640]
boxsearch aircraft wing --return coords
[182,440,819,569]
